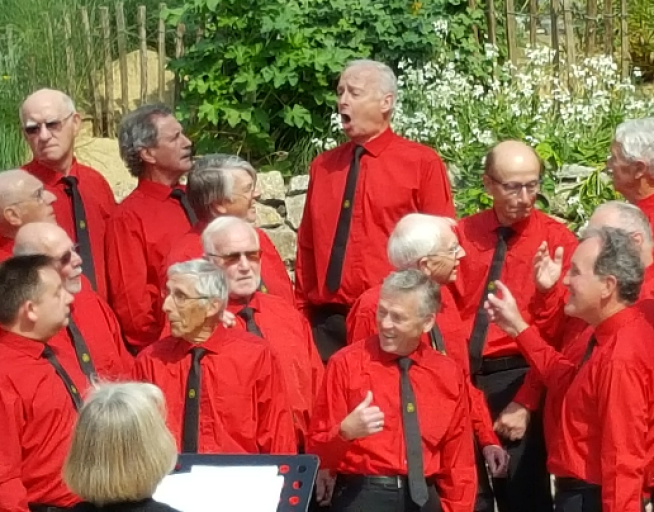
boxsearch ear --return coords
[139,146,157,166]
[214,202,228,215]
[417,257,432,275]
[380,93,394,116]
[207,299,224,319]
[24,300,38,324]
[422,312,436,334]
[71,112,82,137]
[600,274,618,300]
[631,231,645,248]
[481,174,493,195]
[3,206,21,227]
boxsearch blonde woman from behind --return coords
[63,382,180,512]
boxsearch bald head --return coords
[0,170,56,235]
[14,222,83,294]
[484,140,542,179]
[20,89,75,126]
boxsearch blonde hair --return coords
[63,382,177,505]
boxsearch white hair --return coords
[614,118,654,174]
[201,215,259,255]
[19,89,76,125]
[380,269,441,319]
[166,259,228,302]
[344,59,398,110]
[387,213,456,269]
[591,201,653,245]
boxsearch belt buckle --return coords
[396,475,403,488]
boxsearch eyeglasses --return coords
[487,174,541,196]
[162,289,209,307]
[205,250,263,266]
[23,113,74,136]
[8,186,46,206]
[426,243,461,259]
[57,244,79,267]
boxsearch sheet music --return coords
[153,465,284,512]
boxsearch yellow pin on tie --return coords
[71,386,78,394]
[406,403,415,413]
[82,353,90,362]
[79,221,86,229]
[343,199,351,209]
[189,389,196,399]
[261,285,268,293]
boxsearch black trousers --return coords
[329,476,442,512]
[474,365,553,512]
[310,304,349,363]
[553,478,601,512]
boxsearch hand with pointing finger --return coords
[339,391,385,441]
[484,281,529,338]
[533,241,564,293]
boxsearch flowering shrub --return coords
[315,22,654,229]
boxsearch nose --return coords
[44,190,56,204]
[37,124,52,142]
[182,134,192,148]
[253,182,262,200]
[71,249,83,267]
[562,270,571,287]
[516,186,531,203]
[457,246,466,260]
[162,294,174,313]
[237,254,252,271]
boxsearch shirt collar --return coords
[370,335,430,366]
[349,127,395,158]
[0,329,47,359]
[23,158,81,186]
[486,208,535,239]
[170,324,235,357]
[136,179,184,201]
[594,306,640,345]
[636,193,654,210]
[226,292,262,314]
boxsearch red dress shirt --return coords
[23,159,116,300]
[453,209,578,358]
[514,307,654,512]
[636,194,654,231]
[131,325,297,454]
[0,331,88,511]
[295,128,455,314]
[225,292,324,448]
[49,278,133,381]
[308,337,477,512]
[345,284,498,448]
[164,222,295,305]
[105,180,194,351]
[0,235,14,262]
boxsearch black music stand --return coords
[174,454,319,512]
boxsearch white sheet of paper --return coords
[153,465,285,512]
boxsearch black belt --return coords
[556,476,600,492]
[480,355,529,375]
[337,474,433,490]
[29,505,74,512]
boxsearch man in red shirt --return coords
[202,215,323,450]
[346,213,509,498]
[453,140,578,512]
[0,169,57,261]
[106,104,196,352]
[13,222,133,381]
[486,226,654,512]
[308,270,476,512]
[607,118,654,228]
[166,153,294,304]
[295,59,455,362]
[132,258,296,455]
[20,88,117,299]
[0,254,85,512]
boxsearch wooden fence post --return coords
[63,14,76,96]
[603,0,613,55]
[505,0,518,72]
[620,0,629,79]
[100,7,114,137]
[158,3,166,104]
[81,7,103,135]
[529,0,538,47]
[585,0,597,55]
[116,2,129,116]
[138,5,148,105]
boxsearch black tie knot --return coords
[353,145,365,160]
[62,175,78,195]
[42,344,54,359]
[398,356,413,372]
[190,347,207,363]
[170,188,185,200]
[238,307,255,321]
[496,226,514,242]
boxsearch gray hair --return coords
[581,226,644,304]
[19,89,76,125]
[380,269,441,319]
[118,104,173,178]
[201,216,259,255]
[344,59,398,110]
[614,118,654,173]
[167,259,228,303]
[591,201,653,245]
[187,154,257,222]
[387,213,456,269]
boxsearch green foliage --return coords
[169,0,484,169]
[628,0,654,81]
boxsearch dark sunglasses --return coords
[23,113,74,136]
[58,244,79,266]
[206,250,263,266]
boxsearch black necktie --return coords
[469,226,514,375]
[67,318,97,380]
[398,357,429,507]
[429,324,447,354]
[325,145,365,293]
[42,344,83,410]
[170,188,198,225]
[182,347,206,453]
[238,307,263,338]
[579,335,597,367]
[62,176,97,291]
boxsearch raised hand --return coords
[484,280,529,337]
[494,401,531,441]
[339,391,385,441]
[533,241,564,293]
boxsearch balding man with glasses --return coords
[20,88,117,300]
[452,140,577,512]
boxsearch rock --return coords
[257,171,286,203]
[264,225,297,263]
[95,50,176,117]
[254,203,283,228]
[288,174,310,195]
[74,136,136,202]
[559,164,595,181]
[285,194,306,231]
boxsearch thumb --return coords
[553,246,564,265]
[356,390,373,410]
[494,280,512,300]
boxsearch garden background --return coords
[1,0,654,238]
